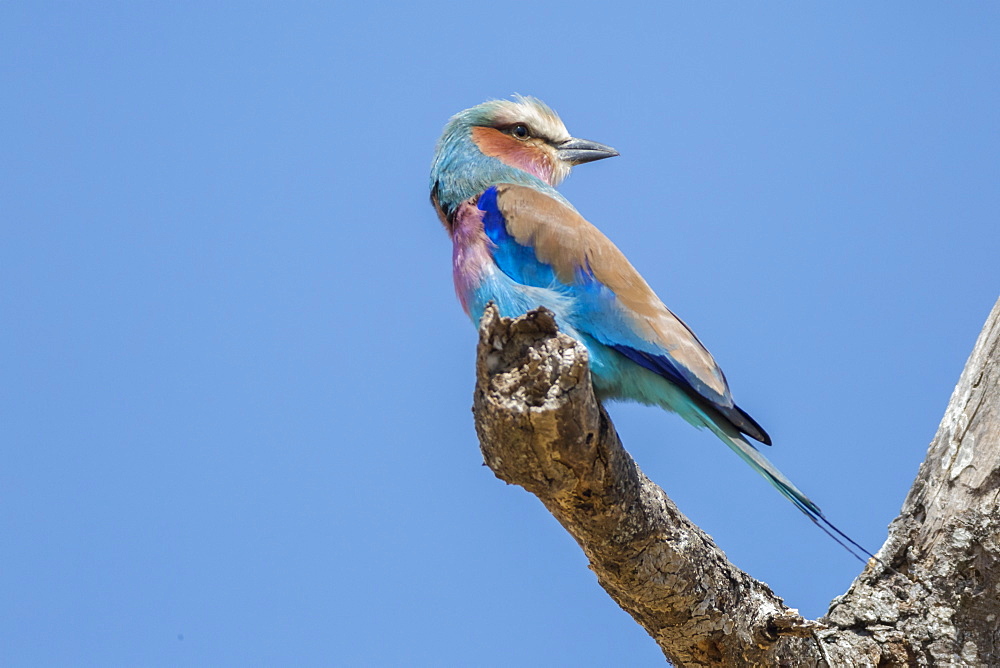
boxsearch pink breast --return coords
[451,201,493,315]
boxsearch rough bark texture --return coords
[472,298,1000,666]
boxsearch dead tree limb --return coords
[472,298,1000,666]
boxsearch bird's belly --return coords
[466,267,576,330]
[585,339,704,420]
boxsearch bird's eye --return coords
[511,124,531,140]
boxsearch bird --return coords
[429,95,869,560]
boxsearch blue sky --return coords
[2,3,998,666]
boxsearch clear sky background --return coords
[3,3,998,666]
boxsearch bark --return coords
[472,298,1000,666]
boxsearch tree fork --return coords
[471,299,1000,666]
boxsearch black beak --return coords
[556,137,620,165]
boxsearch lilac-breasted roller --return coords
[430,96,868,559]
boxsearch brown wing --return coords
[495,184,731,403]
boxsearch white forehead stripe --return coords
[491,97,571,143]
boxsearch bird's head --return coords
[430,96,618,220]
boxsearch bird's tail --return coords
[703,419,875,564]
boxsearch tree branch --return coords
[472,299,1000,666]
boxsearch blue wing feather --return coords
[480,187,560,288]
[610,344,771,444]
